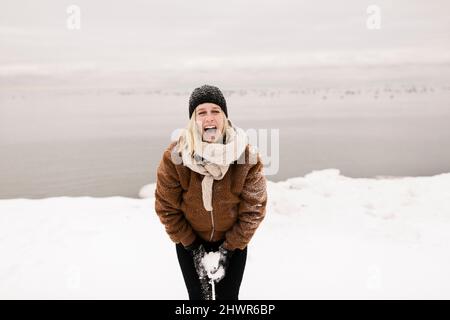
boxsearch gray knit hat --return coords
[188,85,228,118]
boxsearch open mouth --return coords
[203,125,217,134]
[203,125,218,141]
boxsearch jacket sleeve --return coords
[154,147,197,247]
[222,155,268,251]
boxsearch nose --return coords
[204,114,215,123]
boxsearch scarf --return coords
[181,120,248,211]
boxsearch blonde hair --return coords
[177,109,230,156]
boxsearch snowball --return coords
[201,251,225,281]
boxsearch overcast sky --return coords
[1,0,449,74]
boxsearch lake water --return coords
[1,66,450,198]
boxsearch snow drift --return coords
[1,169,449,299]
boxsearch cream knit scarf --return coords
[181,120,248,211]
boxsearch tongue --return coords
[203,128,217,141]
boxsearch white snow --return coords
[1,169,450,299]
[201,252,224,282]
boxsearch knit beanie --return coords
[189,85,228,118]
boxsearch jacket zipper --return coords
[209,209,215,241]
[209,182,215,241]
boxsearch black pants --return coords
[176,240,247,300]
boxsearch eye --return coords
[198,111,205,115]
[213,110,220,113]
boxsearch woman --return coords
[155,84,267,300]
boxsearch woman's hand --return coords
[191,244,207,279]
[211,245,234,283]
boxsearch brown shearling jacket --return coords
[154,141,267,251]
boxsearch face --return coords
[195,103,225,143]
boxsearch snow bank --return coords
[1,169,449,299]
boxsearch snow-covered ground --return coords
[1,169,450,299]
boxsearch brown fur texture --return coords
[155,141,267,251]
